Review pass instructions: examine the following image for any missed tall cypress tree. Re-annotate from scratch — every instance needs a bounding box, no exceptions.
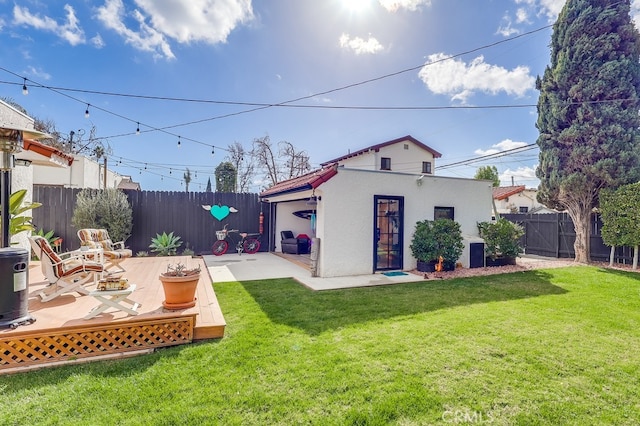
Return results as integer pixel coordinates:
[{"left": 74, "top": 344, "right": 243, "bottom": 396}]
[{"left": 536, "top": 0, "right": 640, "bottom": 263}]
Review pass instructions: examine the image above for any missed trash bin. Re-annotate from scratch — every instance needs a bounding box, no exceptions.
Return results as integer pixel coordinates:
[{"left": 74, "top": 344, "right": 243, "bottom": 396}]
[
  {"left": 0, "top": 247, "right": 35, "bottom": 329},
  {"left": 469, "top": 242, "right": 485, "bottom": 269}
]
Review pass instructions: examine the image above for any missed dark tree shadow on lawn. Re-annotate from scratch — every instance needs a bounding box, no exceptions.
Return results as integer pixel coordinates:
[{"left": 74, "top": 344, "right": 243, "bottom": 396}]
[
  {"left": 240, "top": 270, "right": 568, "bottom": 335},
  {"left": 593, "top": 265, "right": 640, "bottom": 281}
]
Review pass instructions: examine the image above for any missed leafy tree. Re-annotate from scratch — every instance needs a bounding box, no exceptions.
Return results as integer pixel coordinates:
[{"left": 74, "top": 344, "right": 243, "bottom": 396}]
[
  {"left": 215, "top": 162, "right": 237, "bottom": 192},
  {"left": 474, "top": 165, "right": 500, "bottom": 187},
  {"left": 71, "top": 188, "right": 133, "bottom": 243},
  {"left": 535, "top": 0, "right": 640, "bottom": 263},
  {"left": 599, "top": 183, "right": 640, "bottom": 269}
]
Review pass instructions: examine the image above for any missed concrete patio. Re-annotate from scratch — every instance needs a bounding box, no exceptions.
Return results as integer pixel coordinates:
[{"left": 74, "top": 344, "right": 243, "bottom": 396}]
[{"left": 204, "top": 252, "right": 426, "bottom": 290}]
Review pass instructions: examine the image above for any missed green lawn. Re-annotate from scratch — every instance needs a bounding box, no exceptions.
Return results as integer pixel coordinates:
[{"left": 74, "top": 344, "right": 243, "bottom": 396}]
[{"left": 2, "top": 266, "right": 640, "bottom": 425}]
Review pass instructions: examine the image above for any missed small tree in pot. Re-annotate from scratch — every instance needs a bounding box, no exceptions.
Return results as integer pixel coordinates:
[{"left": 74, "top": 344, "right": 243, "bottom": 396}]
[
  {"left": 477, "top": 218, "right": 524, "bottom": 266},
  {"left": 411, "top": 218, "right": 464, "bottom": 271}
]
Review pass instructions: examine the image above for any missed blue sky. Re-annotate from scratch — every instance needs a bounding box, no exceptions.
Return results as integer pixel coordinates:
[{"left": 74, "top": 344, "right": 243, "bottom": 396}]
[{"left": 2, "top": 0, "right": 639, "bottom": 191}]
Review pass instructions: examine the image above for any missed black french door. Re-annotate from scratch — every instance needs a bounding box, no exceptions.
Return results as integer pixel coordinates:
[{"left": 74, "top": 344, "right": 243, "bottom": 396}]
[{"left": 374, "top": 196, "right": 404, "bottom": 271}]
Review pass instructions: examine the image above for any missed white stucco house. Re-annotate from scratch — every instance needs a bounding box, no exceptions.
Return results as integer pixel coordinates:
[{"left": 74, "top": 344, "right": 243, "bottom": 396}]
[{"left": 261, "top": 135, "right": 494, "bottom": 278}]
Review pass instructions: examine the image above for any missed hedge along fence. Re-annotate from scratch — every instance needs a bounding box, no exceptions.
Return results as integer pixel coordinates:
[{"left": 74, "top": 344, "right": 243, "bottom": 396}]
[{"left": 31, "top": 186, "right": 270, "bottom": 256}]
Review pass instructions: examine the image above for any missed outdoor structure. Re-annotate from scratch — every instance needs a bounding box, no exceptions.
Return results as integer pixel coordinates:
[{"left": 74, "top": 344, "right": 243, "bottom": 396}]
[
  {"left": 493, "top": 185, "right": 545, "bottom": 215},
  {"left": 261, "top": 135, "right": 494, "bottom": 278}
]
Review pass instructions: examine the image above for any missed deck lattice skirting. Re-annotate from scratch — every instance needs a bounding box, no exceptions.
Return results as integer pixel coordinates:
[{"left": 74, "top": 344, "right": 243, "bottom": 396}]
[{"left": 1, "top": 315, "right": 195, "bottom": 370}]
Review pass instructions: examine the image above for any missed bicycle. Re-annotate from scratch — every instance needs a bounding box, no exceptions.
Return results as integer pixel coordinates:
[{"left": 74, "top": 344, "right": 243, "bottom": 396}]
[{"left": 212, "top": 224, "right": 261, "bottom": 256}]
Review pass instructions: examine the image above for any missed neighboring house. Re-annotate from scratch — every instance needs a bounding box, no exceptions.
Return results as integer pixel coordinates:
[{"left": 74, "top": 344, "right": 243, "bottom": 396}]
[
  {"left": 320, "top": 134, "right": 441, "bottom": 174},
  {"left": 493, "top": 185, "right": 545, "bottom": 215},
  {"left": 261, "top": 135, "right": 493, "bottom": 278},
  {"left": 31, "top": 153, "right": 126, "bottom": 189},
  {"left": 117, "top": 176, "right": 141, "bottom": 191}
]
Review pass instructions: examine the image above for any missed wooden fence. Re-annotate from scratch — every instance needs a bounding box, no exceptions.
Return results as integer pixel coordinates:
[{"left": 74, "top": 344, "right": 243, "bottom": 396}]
[
  {"left": 31, "top": 187, "right": 271, "bottom": 256},
  {"left": 502, "top": 212, "right": 634, "bottom": 264}
]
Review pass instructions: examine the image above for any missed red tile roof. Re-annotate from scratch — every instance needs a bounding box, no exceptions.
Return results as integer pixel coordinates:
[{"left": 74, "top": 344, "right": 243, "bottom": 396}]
[
  {"left": 320, "top": 135, "right": 441, "bottom": 166},
  {"left": 492, "top": 185, "right": 526, "bottom": 200},
  {"left": 260, "top": 165, "right": 338, "bottom": 197}
]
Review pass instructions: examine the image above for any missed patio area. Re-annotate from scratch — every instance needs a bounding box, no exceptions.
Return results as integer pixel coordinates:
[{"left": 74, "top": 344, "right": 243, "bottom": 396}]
[{"left": 0, "top": 255, "right": 225, "bottom": 374}]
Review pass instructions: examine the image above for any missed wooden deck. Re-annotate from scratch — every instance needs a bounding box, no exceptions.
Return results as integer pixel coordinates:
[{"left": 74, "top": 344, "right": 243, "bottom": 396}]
[{"left": 0, "top": 256, "right": 225, "bottom": 374}]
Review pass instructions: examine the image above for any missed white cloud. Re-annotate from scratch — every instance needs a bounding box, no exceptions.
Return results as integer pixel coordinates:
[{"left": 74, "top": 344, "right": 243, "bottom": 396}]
[
  {"left": 497, "top": 13, "right": 519, "bottom": 37},
  {"left": 95, "top": 0, "right": 253, "bottom": 59},
  {"left": 418, "top": 53, "right": 535, "bottom": 103},
  {"left": 13, "top": 4, "right": 86, "bottom": 46},
  {"left": 499, "top": 166, "right": 538, "bottom": 186},
  {"left": 475, "top": 139, "right": 528, "bottom": 156},
  {"left": 96, "top": 0, "right": 175, "bottom": 60},
  {"left": 339, "top": 33, "right": 384, "bottom": 55},
  {"left": 133, "top": 0, "right": 253, "bottom": 44},
  {"left": 25, "top": 66, "right": 52, "bottom": 80},
  {"left": 379, "top": 0, "right": 431, "bottom": 12},
  {"left": 91, "top": 34, "right": 105, "bottom": 48}
]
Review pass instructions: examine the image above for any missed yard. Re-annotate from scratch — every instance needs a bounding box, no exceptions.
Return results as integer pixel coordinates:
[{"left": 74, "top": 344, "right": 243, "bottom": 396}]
[{"left": 1, "top": 265, "right": 639, "bottom": 425}]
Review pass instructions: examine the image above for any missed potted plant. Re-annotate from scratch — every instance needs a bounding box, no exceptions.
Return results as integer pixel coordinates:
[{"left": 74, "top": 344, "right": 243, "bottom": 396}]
[
  {"left": 410, "top": 218, "right": 464, "bottom": 272},
  {"left": 149, "top": 231, "right": 182, "bottom": 256},
  {"left": 159, "top": 262, "right": 201, "bottom": 310},
  {"left": 477, "top": 218, "right": 524, "bottom": 266}
]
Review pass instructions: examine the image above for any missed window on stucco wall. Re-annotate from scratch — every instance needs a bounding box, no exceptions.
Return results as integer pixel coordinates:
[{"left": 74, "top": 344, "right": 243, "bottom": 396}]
[
  {"left": 380, "top": 157, "right": 391, "bottom": 170},
  {"left": 434, "top": 206, "right": 454, "bottom": 220}
]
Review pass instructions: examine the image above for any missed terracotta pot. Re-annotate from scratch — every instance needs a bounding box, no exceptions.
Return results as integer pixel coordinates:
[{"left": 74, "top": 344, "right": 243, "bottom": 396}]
[{"left": 159, "top": 274, "right": 199, "bottom": 310}]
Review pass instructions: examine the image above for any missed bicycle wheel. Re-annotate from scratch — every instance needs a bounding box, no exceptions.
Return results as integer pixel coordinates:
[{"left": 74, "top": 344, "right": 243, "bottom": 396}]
[
  {"left": 212, "top": 240, "right": 229, "bottom": 256},
  {"left": 243, "top": 238, "right": 260, "bottom": 254}
]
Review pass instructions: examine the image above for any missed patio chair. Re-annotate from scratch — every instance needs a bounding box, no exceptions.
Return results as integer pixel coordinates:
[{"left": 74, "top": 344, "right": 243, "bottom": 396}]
[
  {"left": 29, "top": 236, "right": 105, "bottom": 302},
  {"left": 77, "top": 228, "right": 132, "bottom": 273},
  {"left": 280, "top": 231, "right": 310, "bottom": 255}
]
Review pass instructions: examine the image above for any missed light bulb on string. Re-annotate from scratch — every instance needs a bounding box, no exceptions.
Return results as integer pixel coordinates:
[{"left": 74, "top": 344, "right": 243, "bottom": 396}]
[
  {"left": 136, "top": 123, "right": 140, "bottom": 135},
  {"left": 211, "top": 146, "right": 215, "bottom": 156},
  {"left": 169, "top": 168, "right": 172, "bottom": 175},
  {"left": 22, "top": 78, "right": 28, "bottom": 95},
  {"left": 144, "top": 163, "right": 147, "bottom": 170},
  {"left": 177, "top": 136, "right": 181, "bottom": 148},
  {"left": 85, "top": 104, "right": 90, "bottom": 118}
]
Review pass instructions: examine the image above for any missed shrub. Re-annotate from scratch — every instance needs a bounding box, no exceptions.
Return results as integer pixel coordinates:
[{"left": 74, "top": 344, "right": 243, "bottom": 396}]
[
  {"left": 149, "top": 232, "right": 182, "bottom": 256},
  {"left": 71, "top": 188, "right": 133, "bottom": 243},
  {"left": 410, "top": 218, "right": 464, "bottom": 270},
  {"left": 477, "top": 218, "right": 524, "bottom": 260}
]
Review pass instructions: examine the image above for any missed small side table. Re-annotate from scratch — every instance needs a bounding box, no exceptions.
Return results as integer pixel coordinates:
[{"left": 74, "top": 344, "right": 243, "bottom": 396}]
[{"left": 84, "top": 284, "right": 141, "bottom": 319}]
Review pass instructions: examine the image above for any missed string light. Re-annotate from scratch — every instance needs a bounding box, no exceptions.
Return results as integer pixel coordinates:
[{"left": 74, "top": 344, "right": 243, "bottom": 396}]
[
  {"left": 169, "top": 168, "right": 172, "bottom": 175},
  {"left": 85, "top": 104, "right": 90, "bottom": 118},
  {"left": 144, "top": 163, "right": 147, "bottom": 170},
  {"left": 22, "top": 78, "right": 28, "bottom": 95},
  {"left": 177, "top": 136, "right": 181, "bottom": 148},
  {"left": 136, "top": 122, "right": 140, "bottom": 135},
  {"left": 211, "top": 146, "right": 215, "bottom": 156}
]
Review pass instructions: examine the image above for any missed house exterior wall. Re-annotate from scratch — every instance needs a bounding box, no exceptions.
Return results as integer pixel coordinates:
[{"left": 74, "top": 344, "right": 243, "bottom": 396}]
[
  {"left": 495, "top": 189, "right": 541, "bottom": 214},
  {"left": 338, "top": 139, "right": 436, "bottom": 174},
  {"left": 10, "top": 163, "right": 34, "bottom": 250},
  {"left": 316, "top": 168, "right": 493, "bottom": 277}
]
